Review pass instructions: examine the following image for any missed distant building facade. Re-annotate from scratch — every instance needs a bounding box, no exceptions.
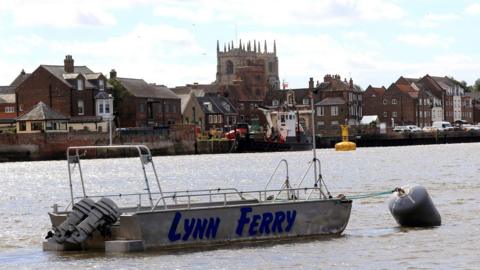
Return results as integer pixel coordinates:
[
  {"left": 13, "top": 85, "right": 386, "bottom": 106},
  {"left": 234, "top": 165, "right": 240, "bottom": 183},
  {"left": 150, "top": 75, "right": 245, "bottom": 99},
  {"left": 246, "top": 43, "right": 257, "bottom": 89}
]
[
  {"left": 314, "top": 75, "right": 363, "bottom": 134},
  {"left": 15, "top": 55, "right": 113, "bottom": 131},
  {"left": 112, "top": 73, "right": 181, "bottom": 128}
]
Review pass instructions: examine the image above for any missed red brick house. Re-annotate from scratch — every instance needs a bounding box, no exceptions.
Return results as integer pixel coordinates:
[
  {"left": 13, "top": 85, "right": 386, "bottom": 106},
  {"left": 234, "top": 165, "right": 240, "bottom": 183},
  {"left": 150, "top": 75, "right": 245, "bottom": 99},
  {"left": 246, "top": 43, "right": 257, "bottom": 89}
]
[
  {"left": 15, "top": 55, "right": 112, "bottom": 130},
  {"left": 112, "top": 74, "right": 181, "bottom": 128},
  {"left": 0, "top": 70, "right": 30, "bottom": 126},
  {"left": 313, "top": 74, "right": 363, "bottom": 135},
  {"left": 362, "top": 85, "right": 386, "bottom": 117}
]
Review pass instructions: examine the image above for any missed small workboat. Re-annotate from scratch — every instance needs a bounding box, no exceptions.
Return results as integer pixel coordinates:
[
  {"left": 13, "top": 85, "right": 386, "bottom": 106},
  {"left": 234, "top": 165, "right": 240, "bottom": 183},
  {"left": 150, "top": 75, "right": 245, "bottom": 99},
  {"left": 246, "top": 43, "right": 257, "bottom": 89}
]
[{"left": 43, "top": 144, "right": 352, "bottom": 252}]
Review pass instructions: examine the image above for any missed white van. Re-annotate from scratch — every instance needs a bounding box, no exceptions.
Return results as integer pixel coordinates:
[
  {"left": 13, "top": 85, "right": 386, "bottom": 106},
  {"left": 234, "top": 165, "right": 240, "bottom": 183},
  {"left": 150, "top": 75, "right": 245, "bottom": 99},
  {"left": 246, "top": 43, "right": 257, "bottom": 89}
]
[{"left": 432, "top": 121, "right": 453, "bottom": 131}]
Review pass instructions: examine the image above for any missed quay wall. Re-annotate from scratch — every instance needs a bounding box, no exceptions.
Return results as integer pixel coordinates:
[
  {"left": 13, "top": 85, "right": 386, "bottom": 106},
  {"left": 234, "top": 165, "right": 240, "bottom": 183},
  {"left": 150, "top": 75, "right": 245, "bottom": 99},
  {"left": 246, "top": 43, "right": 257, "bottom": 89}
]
[{"left": 0, "top": 125, "right": 196, "bottom": 162}]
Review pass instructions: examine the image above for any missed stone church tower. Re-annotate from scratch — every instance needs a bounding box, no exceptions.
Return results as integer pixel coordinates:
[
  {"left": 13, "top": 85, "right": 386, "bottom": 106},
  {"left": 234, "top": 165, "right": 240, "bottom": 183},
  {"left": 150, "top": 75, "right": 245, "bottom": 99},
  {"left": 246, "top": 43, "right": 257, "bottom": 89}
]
[{"left": 216, "top": 40, "right": 280, "bottom": 90}]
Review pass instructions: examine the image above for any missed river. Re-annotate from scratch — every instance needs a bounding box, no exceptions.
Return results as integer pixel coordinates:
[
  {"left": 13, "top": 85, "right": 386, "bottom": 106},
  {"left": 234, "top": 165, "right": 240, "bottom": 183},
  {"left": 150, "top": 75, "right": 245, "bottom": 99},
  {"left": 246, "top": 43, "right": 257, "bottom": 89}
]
[{"left": 0, "top": 143, "right": 479, "bottom": 269}]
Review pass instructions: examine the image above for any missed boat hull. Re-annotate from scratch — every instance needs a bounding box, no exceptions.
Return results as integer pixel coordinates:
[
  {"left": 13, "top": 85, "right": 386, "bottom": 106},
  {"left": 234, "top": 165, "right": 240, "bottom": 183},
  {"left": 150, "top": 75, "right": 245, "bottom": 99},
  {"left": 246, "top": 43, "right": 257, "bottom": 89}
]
[{"left": 119, "top": 199, "right": 352, "bottom": 250}]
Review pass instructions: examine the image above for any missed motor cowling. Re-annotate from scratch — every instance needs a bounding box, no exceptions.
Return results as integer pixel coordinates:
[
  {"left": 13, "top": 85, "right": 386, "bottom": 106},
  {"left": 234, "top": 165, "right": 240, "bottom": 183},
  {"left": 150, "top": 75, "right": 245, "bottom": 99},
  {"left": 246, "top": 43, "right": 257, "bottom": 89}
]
[
  {"left": 50, "top": 198, "right": 95, "bottom": 243},
  {"left": 388, "top": 185, "right": 441, "bottom": 227},
  {"left": 65, "top": 197, "right": 120, "bottom": 244}
]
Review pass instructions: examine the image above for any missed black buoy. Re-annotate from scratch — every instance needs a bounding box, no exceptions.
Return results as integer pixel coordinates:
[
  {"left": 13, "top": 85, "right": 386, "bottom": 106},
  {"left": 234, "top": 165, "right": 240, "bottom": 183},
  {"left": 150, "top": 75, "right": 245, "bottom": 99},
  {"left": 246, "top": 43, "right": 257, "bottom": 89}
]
[{"left": 388, "top": 185, "right": 441, "bottom": 227}]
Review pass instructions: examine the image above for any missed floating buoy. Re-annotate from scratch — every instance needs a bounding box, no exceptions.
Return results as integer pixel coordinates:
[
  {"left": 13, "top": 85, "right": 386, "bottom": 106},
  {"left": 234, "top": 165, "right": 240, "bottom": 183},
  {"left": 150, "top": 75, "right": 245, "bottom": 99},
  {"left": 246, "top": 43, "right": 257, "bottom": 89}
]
[
  {"left": 388, "top": 185, "right": 441, "bottom": 227},
  {"left": 335, "top": 125, "right": 356, "bottom": 151}
]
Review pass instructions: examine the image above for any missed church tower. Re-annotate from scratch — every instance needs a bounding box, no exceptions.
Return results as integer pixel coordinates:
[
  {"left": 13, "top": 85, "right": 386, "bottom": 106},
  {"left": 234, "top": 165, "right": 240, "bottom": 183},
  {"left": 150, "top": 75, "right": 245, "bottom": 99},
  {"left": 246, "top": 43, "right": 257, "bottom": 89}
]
[{"left": 216, "top": 39, "right": 279, "bottom": 90}]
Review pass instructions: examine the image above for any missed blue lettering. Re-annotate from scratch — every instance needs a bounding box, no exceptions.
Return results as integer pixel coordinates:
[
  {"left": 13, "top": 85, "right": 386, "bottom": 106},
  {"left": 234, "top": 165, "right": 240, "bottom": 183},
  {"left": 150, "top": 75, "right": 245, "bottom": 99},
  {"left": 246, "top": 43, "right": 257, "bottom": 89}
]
[
  {"left": 236, "top": 207, "right": 252, "bottom": 236},
  {"left": 248, "top": 214, "right": 262, "bottom": 236},
  {"left": 271, "top": 211, "right": 286, "bottom": 233},
  {"left": 168, "top": 212, "right": 182, "bottom": 241},
  {"left": 258, "top": 212, "right": 273, "bottom": 234},
  {"left": 285, "top": 211, "right": 296, "bottom": 232},
  {"left": 182, "top": 218, "right": 195, "bottom": 241},
  {"left": 192, "top": 218, "right": 208, "bottom": 240},
  {"left": 206, "top": 217, "right": 220, "bottom": 239}
]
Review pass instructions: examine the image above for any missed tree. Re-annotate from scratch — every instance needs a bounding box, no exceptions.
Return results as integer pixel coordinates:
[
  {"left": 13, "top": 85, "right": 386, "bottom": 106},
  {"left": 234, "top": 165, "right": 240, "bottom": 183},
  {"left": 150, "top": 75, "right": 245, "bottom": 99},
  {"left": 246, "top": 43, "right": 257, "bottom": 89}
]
[
  {"left": 474, "top": 78, "right": 480, "bottom": 92},
  {"left": 108, "top": 78, "right": 129, "bottom": 114}
]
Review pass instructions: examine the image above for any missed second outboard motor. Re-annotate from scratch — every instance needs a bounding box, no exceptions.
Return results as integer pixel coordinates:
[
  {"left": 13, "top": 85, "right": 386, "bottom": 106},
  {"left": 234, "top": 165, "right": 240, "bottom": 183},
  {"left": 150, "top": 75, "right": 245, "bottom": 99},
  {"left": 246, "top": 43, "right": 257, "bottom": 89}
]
[
  {"left": 388, "top": 185, "right": 441, "bottom": 227},
  {"left": 65, "top": 197, "right": 120, "bottom": 244},
  {"left": 49, "top": 198, "right": 95, "bottom": 243}
]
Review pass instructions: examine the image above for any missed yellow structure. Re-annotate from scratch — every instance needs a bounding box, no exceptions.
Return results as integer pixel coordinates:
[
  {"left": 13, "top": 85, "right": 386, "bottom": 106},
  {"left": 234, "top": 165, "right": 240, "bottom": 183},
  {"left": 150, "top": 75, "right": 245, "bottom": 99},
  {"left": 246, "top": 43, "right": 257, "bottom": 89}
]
[{"left": 335, "top": 125, "right": 356, "bottom": 151}]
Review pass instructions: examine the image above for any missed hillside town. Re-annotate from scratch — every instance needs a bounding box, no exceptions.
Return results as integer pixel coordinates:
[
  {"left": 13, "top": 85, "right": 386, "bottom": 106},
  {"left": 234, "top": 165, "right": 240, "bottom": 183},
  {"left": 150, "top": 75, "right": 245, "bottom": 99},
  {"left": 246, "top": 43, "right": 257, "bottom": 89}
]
[{"left": 1, "top": 40, "right": 480, "bottom": 145}]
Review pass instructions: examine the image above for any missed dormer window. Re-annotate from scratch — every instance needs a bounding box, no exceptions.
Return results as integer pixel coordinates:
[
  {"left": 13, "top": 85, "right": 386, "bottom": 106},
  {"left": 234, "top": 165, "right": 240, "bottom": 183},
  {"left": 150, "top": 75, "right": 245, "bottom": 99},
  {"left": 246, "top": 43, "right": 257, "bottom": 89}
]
[
  {"left": 272, "top": 99, "right": 279, "bottom": 106},
  {"left": 302, "top": 98, "right": 310, "bottom": 105},
  {"left": 99, "top": 79, "right": 104, "bottom": 91},
  {"left": 78, "top": 79, "right": 84, "bottom": 90}
]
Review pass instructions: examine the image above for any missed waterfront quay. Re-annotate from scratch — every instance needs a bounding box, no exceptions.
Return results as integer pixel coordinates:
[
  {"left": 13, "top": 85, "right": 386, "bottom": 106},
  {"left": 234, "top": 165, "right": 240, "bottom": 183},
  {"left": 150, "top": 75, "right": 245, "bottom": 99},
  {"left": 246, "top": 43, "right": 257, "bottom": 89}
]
[{"left": 0, "top": 143, "right": 479, "bottom": 269}]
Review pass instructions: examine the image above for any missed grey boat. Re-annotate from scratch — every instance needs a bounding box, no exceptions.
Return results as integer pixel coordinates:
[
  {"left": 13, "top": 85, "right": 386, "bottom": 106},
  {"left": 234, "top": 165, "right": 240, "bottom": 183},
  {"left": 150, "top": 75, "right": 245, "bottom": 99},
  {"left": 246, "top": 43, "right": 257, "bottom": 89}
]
[{"left": 43, "top": 145, "right": 352, "bottom": 252}]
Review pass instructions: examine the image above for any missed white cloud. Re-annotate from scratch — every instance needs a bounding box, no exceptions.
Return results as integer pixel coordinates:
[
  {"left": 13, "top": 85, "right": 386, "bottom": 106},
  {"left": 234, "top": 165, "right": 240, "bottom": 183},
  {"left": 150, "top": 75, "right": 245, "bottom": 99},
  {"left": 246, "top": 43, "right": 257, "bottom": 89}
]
[
  {"left": 154, "top": 0, "right": 406, "bottom": 26},
  {"left": 402, "top": 12, "right": 459, "bottom": 28},
  {"left": 465, "top": 3, "right": 480, "bottom": 15},
  {"left": 0, "top": 0, "right": 146, "bottom": 28},
  {"left": 396, "top": 33, "right": 454, "bottom": 48}
]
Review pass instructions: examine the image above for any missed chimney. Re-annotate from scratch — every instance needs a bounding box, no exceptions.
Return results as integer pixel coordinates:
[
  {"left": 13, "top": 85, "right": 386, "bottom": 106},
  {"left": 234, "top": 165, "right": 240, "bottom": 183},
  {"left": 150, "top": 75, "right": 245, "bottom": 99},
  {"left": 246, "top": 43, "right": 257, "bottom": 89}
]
[
  {"left": 110, "top": 69, "right": 117, "bottom": 79},
  {"left": 349, "top": 78, "right": 353, "bottom": 88},
  {"left": 309, "top": 77, "right": 314, "bottom": 89},
  {"left": 64, "top": 55, "right": 74, "bottom": 73}
]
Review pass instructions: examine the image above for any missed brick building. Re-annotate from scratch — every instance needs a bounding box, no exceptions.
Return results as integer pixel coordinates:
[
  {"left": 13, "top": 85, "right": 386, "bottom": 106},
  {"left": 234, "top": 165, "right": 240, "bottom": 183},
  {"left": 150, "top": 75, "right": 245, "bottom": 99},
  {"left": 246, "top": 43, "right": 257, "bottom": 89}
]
[
  {"left": 15, "top": 55, "right": 112, "bottom": 131},
  {"left": 112, "top": 73, "right": 181, "bottom": 128},
  {"left": 197, "top": 93, "right": 238, "bottom": 132},
  {"left": 0, "top": 70, "right": 31, "bottom": 126},
  {"left": 314, "top": 75, "right": 363, "bottom": 135},
  {"left": 362, "top": 85, "right": 386, "bottom": 117}
]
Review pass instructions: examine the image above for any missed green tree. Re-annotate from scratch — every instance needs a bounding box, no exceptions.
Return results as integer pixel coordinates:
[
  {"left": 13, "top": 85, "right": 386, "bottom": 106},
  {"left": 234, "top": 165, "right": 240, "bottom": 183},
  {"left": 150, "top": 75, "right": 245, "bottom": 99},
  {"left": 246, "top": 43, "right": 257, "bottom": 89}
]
[
  {"left": 473, "top": 78, "right": 480, "bottom": 92},
  {"left": 108, "top": 78, "right": 129, "bottom": 113}
]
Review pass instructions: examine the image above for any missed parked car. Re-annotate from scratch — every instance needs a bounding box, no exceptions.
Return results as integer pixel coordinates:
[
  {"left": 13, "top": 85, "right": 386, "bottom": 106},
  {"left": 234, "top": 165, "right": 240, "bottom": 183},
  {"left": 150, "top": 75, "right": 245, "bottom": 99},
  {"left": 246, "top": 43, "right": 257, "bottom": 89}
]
[
  {"left": 432, "top": 121, "right": 454, "bottom": 131},
  {"left": 422, "top": 126, "right": 436, "bottom": 132},
  {"left": 462, "top": 124, "right": 480, "bottom": 131},
  {"left": 405, "top": 125, "right": 422, "bottom": 133},
  {"left": 394, "top": 125, "right": 422, "bottom": 133}
]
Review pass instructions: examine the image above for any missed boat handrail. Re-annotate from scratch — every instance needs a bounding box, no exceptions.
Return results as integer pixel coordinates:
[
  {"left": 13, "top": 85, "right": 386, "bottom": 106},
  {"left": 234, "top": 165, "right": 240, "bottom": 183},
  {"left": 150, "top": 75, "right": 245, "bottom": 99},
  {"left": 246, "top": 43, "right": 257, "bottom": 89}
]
[
  {"left": 149, "top": 186, "right": 326, "bottom": 211},
  {"left": 264, "top": 159, "right": 289, "bottom": 192}
]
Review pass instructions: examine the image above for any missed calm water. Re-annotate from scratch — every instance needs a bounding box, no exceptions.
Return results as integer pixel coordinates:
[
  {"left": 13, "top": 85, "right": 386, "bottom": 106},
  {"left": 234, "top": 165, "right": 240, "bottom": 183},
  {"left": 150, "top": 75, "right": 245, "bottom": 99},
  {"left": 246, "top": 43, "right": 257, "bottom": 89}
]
[{"left": 1, "top": 143, "right": 479, "bottom": 269}]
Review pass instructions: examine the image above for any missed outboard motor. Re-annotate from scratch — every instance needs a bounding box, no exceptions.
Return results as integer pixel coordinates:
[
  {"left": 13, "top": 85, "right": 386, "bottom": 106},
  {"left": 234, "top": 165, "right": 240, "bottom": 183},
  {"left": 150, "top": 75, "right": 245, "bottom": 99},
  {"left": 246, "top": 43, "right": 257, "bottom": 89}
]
[
  {"left": 48, "top": 198, "right": 95, "bottom": 243},
  {"left": 65, "top": 198, "right": 120, "bottom": 244},
  {"left": 388, "top": 185, "right": 441, "bottom": 227}
]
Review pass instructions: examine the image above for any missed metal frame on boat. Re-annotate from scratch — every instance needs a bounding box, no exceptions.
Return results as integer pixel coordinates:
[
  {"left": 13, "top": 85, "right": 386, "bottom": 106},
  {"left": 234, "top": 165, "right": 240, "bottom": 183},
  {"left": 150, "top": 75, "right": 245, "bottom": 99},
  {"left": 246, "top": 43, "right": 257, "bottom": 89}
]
[{"left": 43, "top": 144, "right": 352, "bottom": 252}]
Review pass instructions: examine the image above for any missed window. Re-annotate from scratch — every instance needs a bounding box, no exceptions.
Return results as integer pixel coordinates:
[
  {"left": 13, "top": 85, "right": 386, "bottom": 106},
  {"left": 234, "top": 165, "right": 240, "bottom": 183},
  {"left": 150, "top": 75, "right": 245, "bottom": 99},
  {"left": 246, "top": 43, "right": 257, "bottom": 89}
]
[
  {"left": 99, "top": 80, "right": 104, "bottom": 90},
  {"left": 331, "top": 120, "right": 339, "bottom": 125},
  {"left": 250, "top": 104, "right": 255, "bottom": 110},
  {"left": 419, "top": 111, "right": 423, "bottom": 118},
  {"left": 287, "top": 94, "right": 294, "bottom": 105},
  {"left": 331, "top": 106, "right": 338, "bottom": 116},
  {"left": 19, "top": 122, "right": 26, "bottom": 131},
  {"left": 139, "top": 103, "right": 145, "bottom": 113},
  {"left": 419, "top": 99, "right": 423, "bottom": 105},
  {"left": 268, "top": 62, "right": 273, "bottom": 72},
  {"left": 99, "top": 103, "right": 104, "bottom": 114},
  {"left": 78, "top": 100, "right": 84, "bottom": 115},
  {"left": 317, "top": 121, "right": 324, "bottom": 128},
  {"left": 302, "top": 98, "right": 309, "bottom": 105},
  {"left": 78, "top": 79, "right": 84, "bottom": 90},
  {"left": 392, "top": 99, "right": 397, "bottom": 105},
  {"left": 4, "top": 106, "right": 14, "bottom": 113},
  {"left": 32, "top": 121, "right": 43, "bottom": 131},
  {"left": 392, "top": 111, "right": 397, "bottom": 117},
  {"left": 172, "top": 104, "right": 177, "bottom": 113},
  {"left": 226, "top": 60, "right": 234, "bottom": 74},
  {"left": 272, "top": 100, "right": 279, "bottom": 106},
  {"left": 317, "top": 106, "right": 324, "bottom": 116},
  {"left": 209, "top": 115, "right": 213, "bottom": 123},
  {"left": 383, "top": 99, "right": 387, "bottom": 105},
  {"left": 383, "top": 111, "right": 387, "bottom": 117},
  {"left": 105, "top": 103, "right": 110, "bottom": 114},
  {"left": 239, "top": 103, "right": 245, "bottom": 110}
]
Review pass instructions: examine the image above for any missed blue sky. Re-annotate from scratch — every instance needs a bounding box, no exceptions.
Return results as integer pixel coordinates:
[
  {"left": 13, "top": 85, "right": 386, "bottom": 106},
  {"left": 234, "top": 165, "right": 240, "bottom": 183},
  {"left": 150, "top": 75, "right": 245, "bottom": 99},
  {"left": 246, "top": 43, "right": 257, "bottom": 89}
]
[{"left": 0, "top": 0, "right": 479, "bottom": 89}]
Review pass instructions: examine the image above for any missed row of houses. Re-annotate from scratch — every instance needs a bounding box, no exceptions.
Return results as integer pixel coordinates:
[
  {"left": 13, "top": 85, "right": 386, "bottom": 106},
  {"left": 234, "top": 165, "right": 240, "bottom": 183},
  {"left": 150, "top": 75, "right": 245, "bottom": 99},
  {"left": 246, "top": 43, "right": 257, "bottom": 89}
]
[
  {"left": 1, "top": 45, "right": 479, "bottom": 137},
  {"left": 0, "top": 55, "right": 238, "bottom": 134},
  {"left": 363, "top": 75, "right": 475, "bottom": 128}
]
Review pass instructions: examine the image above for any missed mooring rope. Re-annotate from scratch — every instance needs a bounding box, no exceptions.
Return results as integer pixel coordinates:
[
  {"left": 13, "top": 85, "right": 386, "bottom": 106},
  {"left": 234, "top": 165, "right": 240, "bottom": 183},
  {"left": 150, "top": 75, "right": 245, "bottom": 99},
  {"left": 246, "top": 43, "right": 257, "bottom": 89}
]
[{"left": 346, "top": 189, "right": 396, "bottom": 200}]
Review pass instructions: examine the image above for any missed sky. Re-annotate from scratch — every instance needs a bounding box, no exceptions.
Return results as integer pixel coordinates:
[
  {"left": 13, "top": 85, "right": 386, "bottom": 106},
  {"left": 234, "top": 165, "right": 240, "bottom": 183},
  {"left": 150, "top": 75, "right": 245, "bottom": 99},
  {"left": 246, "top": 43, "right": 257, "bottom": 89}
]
[{"left": 0, "top": 0, "right": 479, "bottom": 89}]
